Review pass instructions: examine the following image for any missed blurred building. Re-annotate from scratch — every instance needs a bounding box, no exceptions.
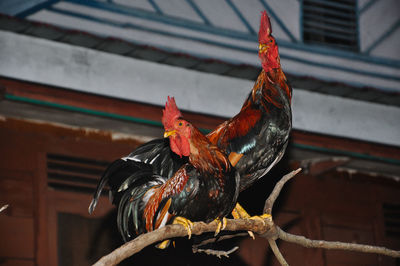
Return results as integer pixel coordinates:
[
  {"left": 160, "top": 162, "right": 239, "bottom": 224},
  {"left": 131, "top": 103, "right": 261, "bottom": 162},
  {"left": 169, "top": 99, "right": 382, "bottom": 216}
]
[{"left": 0, "top": 1, "right": 399, "bottom": 265}]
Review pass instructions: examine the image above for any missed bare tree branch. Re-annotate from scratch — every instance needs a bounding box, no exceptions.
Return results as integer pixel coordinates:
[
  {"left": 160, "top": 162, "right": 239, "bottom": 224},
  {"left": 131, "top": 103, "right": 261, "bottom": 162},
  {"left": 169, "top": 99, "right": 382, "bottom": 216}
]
[
  {"left": 93, "top": 218, "right": 272, "bottom": 266},
  {"left": 192, "top": 246, "right": 239, "bottom": 258},
  {"left": 268, "top": 239, "right": 289, "bottom": 266},
  {"left": 263, "top": 168, "right": 301, "bottom": 214},
  {"left": 0, "top": 204, "right": 9, "bottom": 213},
  {"left": 192, "top": 232, "right": 248, "bottom": 248},
  {"left": 277, "top": 226, "right": 400, "bottom": 258},
  {"left": 93, "top": 168, "right": 400, "bottom": 266}
]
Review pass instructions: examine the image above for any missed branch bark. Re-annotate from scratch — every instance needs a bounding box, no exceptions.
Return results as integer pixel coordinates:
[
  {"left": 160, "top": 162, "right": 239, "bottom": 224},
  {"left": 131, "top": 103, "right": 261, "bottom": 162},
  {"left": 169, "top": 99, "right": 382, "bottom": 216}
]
[
  {"left": 277, "top": 226, "right": 400, "bottom": 258},
  {"left": 263, "top": 168, "right": 301, "bottom": 214},
  {"left": 192, "top": 246, "right": 239, "bottom": 258},
  {"left": 93, "top": 218, "right": 273, "bottom": 266},
  {"left": 268, "top": 239, "right": 288, "bottom": 266},
  {"left": 0, "top": 204, "right": 9, "bottom": 213},
  {"left": 93, "top": 168, "right": 400, "bottom": 266}
]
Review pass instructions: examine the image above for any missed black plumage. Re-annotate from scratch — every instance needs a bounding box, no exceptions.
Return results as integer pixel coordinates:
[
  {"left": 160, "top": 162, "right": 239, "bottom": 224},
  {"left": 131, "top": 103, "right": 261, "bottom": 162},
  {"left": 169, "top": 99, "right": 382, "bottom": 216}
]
[{"left": 89, "top": 119, "right": 239, "bottom": 242}]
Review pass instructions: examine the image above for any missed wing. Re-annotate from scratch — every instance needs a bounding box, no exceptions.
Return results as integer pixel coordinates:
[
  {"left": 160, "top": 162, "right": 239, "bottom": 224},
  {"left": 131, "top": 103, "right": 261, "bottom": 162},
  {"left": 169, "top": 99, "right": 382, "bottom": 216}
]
[
  {"left": 143, "top": 162, "right": 239, "bottom": 231},
  {"left": 143, "top": 166, "right": 190, "bottom": 232},
  {"left": 207, "top": 72, "right": 292, "bottom": 191}
]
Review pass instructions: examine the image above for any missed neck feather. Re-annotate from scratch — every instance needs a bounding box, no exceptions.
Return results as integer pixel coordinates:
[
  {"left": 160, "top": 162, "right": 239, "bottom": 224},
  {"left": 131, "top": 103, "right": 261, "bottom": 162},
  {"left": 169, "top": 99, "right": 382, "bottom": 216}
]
[{"left": 188, "top": 128, "right": 230, "bottom": 174}]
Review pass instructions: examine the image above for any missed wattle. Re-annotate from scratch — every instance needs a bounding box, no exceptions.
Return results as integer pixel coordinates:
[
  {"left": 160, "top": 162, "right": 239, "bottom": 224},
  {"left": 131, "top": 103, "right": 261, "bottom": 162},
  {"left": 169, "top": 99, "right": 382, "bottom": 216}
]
[{"left": 170, "top": 136, "right": 190, "bottom": 157}]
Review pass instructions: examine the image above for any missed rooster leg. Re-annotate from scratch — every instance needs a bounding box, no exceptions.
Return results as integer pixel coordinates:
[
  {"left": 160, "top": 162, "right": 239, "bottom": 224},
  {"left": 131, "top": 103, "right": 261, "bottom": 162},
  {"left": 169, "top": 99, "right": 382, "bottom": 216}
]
[
  {"left": 232, "top": 203, "right": 254, "bottom": 239},
  {"left": 213, "top": 217, "right": 227, "bottom": 236},
  {"left": 249, "top": 213, "right": 272, "bottom": 226},
  {"left": 173, "top": 216, "right": 194, "bottom": 239},
  {"left": 232, "top": 202, "right": 251, "bottom": 219}
]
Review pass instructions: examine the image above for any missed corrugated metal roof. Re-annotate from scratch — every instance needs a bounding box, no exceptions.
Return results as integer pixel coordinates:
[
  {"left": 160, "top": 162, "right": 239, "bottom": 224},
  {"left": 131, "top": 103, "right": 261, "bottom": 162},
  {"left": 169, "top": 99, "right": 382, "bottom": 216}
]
[{"left": 1, "top": 14, "right": 398, "bottom": 107}]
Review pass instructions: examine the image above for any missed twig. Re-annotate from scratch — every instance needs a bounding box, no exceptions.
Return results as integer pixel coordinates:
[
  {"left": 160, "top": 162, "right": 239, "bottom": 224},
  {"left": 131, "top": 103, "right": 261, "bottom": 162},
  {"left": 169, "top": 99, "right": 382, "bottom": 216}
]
[
  {"left": 192, "top": 246, "right": 239, "bottom": 258},
  {"left": 0, "top": 204, "right": 9, "bottom": 213},
  {"left": 268, "top": 239, "right": 288, "bottom": 266},
  {"left": 192, "top": 232, "right": 248, "bottom": 249},
  {"left": 277, "top": 226, "right": 400, "bottom": 258},
  {"left": 263, "top": 168, "right": 301, "bottom": 214}
]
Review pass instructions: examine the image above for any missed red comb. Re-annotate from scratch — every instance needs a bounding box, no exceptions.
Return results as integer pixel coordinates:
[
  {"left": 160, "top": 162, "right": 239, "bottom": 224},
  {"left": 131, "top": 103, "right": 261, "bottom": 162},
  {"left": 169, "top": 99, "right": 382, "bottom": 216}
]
[
  {"left": 258, "top": 11, "right": 272, "bottom": 44},
  {"left": 162, "top": 96, "right": 182, "bottom": 129}
]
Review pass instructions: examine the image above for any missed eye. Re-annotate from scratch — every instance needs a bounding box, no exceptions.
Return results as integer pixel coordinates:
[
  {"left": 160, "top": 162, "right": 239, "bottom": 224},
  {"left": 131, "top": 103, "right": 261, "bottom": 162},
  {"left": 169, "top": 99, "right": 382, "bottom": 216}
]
[{"left": 178, "top": 122, "right": 183, "bottom": 126}]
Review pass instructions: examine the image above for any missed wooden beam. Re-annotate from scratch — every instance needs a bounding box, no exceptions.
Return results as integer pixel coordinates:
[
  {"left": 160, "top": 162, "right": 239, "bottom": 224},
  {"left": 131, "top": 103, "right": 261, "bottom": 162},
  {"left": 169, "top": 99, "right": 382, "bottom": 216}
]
[{"left": 1, "top": 77, "right": 399, "bottom": 163}]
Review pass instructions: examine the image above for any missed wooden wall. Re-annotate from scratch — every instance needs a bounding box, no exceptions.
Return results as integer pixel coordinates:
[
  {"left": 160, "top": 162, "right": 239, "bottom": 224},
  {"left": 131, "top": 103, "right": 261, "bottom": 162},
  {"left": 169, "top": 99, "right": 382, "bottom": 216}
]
[
  {"left": 0, "top": 116, "right": 399, "bottom": 266},
  {"left": 0, "top": 117, "right": 141, "bottom": 265}
]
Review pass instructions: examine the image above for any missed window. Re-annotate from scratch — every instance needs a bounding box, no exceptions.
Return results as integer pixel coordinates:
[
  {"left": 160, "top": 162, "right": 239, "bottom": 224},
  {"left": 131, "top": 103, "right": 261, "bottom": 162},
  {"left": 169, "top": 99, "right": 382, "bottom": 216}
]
[{"left": 302, "top": 0, "right": 359, "bottom": 51}]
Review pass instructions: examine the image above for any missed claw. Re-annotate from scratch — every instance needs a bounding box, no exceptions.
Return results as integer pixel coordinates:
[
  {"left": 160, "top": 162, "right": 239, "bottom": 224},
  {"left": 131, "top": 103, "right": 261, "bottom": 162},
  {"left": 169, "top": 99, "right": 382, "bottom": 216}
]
[
  {"left": 248, "top": 231, "right": 255, "bottom": 240},
  {"left": 214, "top": 217, "right": 227, "bottom": 236},
  {"left": 156, "top": 239, "right": 176, "bottom": 249},
  {"left": 156, "top": 240, "right": 171, "bottom": 249},
  {"left": 173, "top": 216, "right": 194, "bottom": 239}
]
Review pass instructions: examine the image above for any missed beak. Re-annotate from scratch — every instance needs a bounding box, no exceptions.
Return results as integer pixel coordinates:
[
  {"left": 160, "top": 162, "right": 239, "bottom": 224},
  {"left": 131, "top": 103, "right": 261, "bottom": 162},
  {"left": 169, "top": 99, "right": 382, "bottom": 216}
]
[
  {"left": 164, "top": 130, "right": 176, "bottom": 138},
  {"left": 259, "top": 43, "right": 267, "bottom": 53}
]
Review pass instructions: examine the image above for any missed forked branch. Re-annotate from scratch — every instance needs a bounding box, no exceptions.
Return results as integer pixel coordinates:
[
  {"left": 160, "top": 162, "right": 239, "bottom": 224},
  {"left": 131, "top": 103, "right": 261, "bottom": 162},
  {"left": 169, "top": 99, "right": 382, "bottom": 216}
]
[{"left": 93, "top": 168, "right": 400, "bottom": 266}]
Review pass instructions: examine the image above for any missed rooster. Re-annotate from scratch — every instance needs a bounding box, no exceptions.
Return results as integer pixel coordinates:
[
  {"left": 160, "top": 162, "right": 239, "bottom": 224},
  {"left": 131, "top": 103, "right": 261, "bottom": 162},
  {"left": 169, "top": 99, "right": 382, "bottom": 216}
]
[
  {"left": 207, "top": 10, "right": 292, "bottom": 220},
  {"left": 207, "top": 10, "right": 292, "bottom": 192},
  {"left": 89, "top": 97, "right": 239, "bottom": 244},
  {"left": 102, "top": 11, "right": 291, "bottom": 219},
  {"left": 89, "top": 10, "right": 291, "bottom": 240}
]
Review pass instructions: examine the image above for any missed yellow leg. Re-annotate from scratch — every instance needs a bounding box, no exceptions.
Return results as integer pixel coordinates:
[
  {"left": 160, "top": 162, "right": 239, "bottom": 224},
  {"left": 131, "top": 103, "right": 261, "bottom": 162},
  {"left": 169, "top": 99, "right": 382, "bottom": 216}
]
[
  {"left": 156, "top": 239, "right": 171, "bottom": 249},
  {"left": 249, "top": 213, "right": 272, "bottom": 225},
  {"left": 232, "top": 202, "right": 251, "bottom": 219},
  {"left": 231, "top": 203, "right": 272, "bottom": 239},
  {"left": 156, "top": 216, "right": 193, "bottom": 249},
  {"left": 232, "top": 202, "right": 254, "bottom": 238},
  {"left": 173, "top": 216, "right": 194, "bottom": 239},
  {"left": 156, "top": 240, "right": 176, "bottom": 249},
  {"left": 214, "top": 217, "right": 227, "bottom": 236}
]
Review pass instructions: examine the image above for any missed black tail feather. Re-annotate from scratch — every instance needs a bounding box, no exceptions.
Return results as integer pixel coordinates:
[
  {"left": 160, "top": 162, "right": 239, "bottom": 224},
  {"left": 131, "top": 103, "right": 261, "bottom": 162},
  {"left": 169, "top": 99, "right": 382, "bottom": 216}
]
[
  {"left": 89, "top": 139, "right": 185, "bottom": 239},
  {"left": 88, "top": 159, "right": 126, "bottom": 214}
]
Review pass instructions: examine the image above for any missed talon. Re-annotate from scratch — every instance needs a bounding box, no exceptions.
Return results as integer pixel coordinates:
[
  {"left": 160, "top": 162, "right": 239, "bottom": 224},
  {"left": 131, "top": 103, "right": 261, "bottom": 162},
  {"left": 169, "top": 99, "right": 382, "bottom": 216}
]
[
  {"left": 222, "top": 217, "right": 227, "bottom": 230},
  {"left": 248, "top": 231, "right": 255, "bottom": 239},
  {"left": 214, "top": 217, "right": 227, "bottom": 236},
  {"left": 173, "top": 216, "right": 194, "bottom": 239}
]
